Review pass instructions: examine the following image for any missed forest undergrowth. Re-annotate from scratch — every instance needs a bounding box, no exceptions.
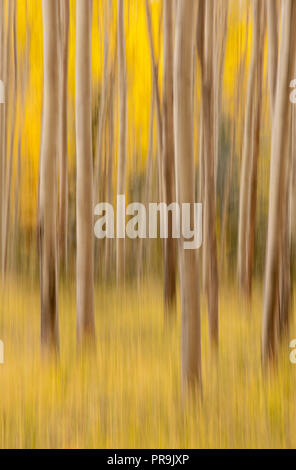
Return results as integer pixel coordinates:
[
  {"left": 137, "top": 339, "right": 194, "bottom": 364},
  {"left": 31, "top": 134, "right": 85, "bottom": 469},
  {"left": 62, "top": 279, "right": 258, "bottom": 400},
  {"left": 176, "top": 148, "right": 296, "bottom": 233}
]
[{"left": 0, "top": 277, "right": 295, "bottom": 448}]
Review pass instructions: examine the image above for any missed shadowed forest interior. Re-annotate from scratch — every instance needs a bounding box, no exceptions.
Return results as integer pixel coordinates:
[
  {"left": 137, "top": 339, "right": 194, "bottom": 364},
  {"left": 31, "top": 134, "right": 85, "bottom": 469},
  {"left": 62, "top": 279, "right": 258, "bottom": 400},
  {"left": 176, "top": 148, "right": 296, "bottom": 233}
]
[{"left": 0, "top": 0, "right": 296, "bottom": 449}]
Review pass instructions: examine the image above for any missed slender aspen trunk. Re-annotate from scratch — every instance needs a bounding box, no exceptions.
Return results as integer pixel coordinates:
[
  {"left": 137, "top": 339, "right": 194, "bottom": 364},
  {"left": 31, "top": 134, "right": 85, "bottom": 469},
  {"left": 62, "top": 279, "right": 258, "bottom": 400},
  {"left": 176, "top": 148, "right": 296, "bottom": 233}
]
[
  {"left": 198, "top": 115, "right": 208, "bottom": 292},
  {"left": 162, "top": 0, "right": 176, "bottom": 314},
  {"left": 116, "top": 0, "right": 127, "bottom": 284},
  {"left": 1, "top": 0, "right": 12, "bottom": 278},
  {"left": 138, "top": 91, "right": 154, "bottom": 283},
  {"left": 262, "top": 0, "right": 296, "bottom": 367},
  {"left": 145, "top": 0, "right": 163, "bottom": 201},
  {"left": 213, "top": 0, "right": 228, "bottom": 191},
  {"left": 3, "top": 0, "right": 12, "bottom": 191},
  {"left": 94, "top": 2, "right": 110, "bottom": 201},
  {"left": 245, "top": 3, "right": 265, "bottom": 297},
  {"left": 105, "top": 66, "right": 115, "bottom": 279},
  {"left": 238, "top": 0, "right": 261, "bottom": 293},
  {"left": 267, "top": 1, "right": 289, "bottom": 341},
  {"left": 267, "top": 0, "right": 278, "bottom": 116},
  {"left": 278, "top": 128, "right": 292, "bottom": 340},
  {"left": 196, "top": 66, "right": 207, "bottom": 292},
  {"left": 13, "top": 21, "right": 30, "bottom": 268},
  {"left": 174, "top": 0, "right": 201, "bottom": 392},
  {"left": 76, "top": 0, "right": 95, "bottom": 345},
  {"left": 220, "top": 116, "right": 234, "bottom": 270},
  {"left": 200, "top": 0, "right": 219, "bottom": 347},
  {"left": 94, "top": 21, "right": 110, "bottom": 282},
  {"left": 13, "top": 135, "right": 21, "bottom": 240},
  {"left": 197, "top": 0, "right": 205, "bottom": 292},
  {"left": 220, "top": 18, "right": 249, "bottom": 272},
  {"left": 0, "top": 0, "right": 4, "bottom": 271},
  {"left": 279, "top": 105, "right": 296, "bottom": 339},
  {"left": 39, "top": 0, "right": 60, "bottom": 353},
  {"left": 3, "top": 0, "right": 17, "bottom": 274},
  {"left": 58, "top": 0, "right": 69, "bottom": 273},
  {"left": 290, "top": 104, "right": 296, "bottom": 294}
]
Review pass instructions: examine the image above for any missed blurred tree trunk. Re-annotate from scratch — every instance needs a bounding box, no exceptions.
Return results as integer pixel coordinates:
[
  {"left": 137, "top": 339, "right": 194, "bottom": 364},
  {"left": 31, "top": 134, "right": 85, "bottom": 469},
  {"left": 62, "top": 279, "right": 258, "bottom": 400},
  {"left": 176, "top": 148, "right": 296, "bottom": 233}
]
[
  {"left": 262, "top": 0, "right": 296, "bottom": 368},
  {"left": 220, "top": 14, "right": 249, "bottom": 273},
  {"left": 245, "top": 2, "right": 265, "bottom": 297},
  {"left": 291, "top": 107, "right": 296, "bottom": 266},
  {"left": 145, "top": 0, "right": 163, "bottom": 200},
  {"left": 1, "top": 0, "right": 12, "bottom": 278},
  {"left": 3, "top": 0, "right": 17, "bottom": 274},
  {"left": 198, "top": 0, "right": 219, "bottom": 348},
  {"left": 213, "top": 0, "right": 228, "bottom": 191},
  {"left": 278, "top": 125, "right": 292, "bottom": 340},
  {"left": 116, "top": 0, "right": 127, "bottom": 284},
  {"left": 58, "top": 0, "right": 69, "bottom": 273},
  {"left": 282, "top": 104, "right": 296, "bottom": 338},
  {"left": 13, "top": 19, "right": 30, "bottom": 269},
  {"left": 96, "top": 1, "right": 114, "bottom": 281},
  {"left": 39, "top": 0, "right": 60, "bottom": 353},
  {"left": 174, "top": 0, "right": 201, "bottom": 392},
  {"left": 162, "top": 0, "right": 176, "bottom": 315},
  {"left": 198, "top": 114, "right": 208, "bottom": 292},
  {"left": 76, "top": 0, "right": 95, "bottom": 345},
  {"left": 94, "top": 1, "right": 110, "bottom": 201},
  {"left": 267, "top": 0, "right": 290, "bottom": 342},
  {"left": 138, "top": 91, "right": 154, "bottom": 284},
  {"left": 105, "top": 64, "right": 115, "bottom": 279},
  {"left": 267, "top": 0, "right": 278, "bottom": 117},
  {"left": 0, "top": 0, "right": 4, "bottom": 273},
  {"left": 238, "top": 0, "right": 261, "bottom": 294}
]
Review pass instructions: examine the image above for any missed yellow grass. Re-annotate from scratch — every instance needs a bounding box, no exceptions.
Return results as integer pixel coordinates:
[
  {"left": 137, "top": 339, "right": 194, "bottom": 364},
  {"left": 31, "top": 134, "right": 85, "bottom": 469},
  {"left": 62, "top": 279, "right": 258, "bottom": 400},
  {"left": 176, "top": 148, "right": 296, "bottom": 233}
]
[{"left": 0, "top": 277, "right": 295, "bottom": 448}]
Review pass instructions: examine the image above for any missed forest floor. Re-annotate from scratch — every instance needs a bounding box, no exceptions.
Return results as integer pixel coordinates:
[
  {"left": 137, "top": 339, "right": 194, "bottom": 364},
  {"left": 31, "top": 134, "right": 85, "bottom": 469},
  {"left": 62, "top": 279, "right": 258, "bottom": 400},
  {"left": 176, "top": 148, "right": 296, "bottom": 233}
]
[{"left": 0, "top": 276, "right": 295, "bottom": 448}]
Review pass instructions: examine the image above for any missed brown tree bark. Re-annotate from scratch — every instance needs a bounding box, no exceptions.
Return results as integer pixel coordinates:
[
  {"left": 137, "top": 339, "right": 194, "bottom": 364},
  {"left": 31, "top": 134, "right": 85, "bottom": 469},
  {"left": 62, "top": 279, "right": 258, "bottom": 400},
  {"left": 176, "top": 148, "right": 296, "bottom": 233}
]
[
  {"left": 3, "top": 0, "right": 17, "bottom": 274},
  {"left": 58, "top": 0, "right": 69, "bottom": 273},
  {"left": 94, "top": 0, "right": 111, "bottom": 201},
  {"left": 213, "top": 0, "right": 228, "bottom": 191},
  {"left": 13, "top": 19, "right": 30, "bottom": 267},
  {"left": 1, "top": 0, "right": 12, "bottom": 278},
  {"left": 238, "top": 0, "right": 261, "bottom": 293},
  {"left": 162, "top": 0, "right": 176, "bottom": 315},
  {"left": 145, "top": 0, "right": 163, "bottom": 203},
  {"left": 174, "top": 0, "right": 201, "bottom": 392},
  {"left": 116, "top": 0, "right": 127, "bottom": 284},
  {"left": 138, "top": 90, "right": 155, "bottom": 284},
  {"left": 220, "top": 15, "right": 249, "bottom": 273},
  {"left": 104, "top": 61, "right": 115, "bottom": 279},
  {"left": 76, "top": 0, "right": 96, "bottom": 345},
  {"left": 267, "top": 0, "right": 278, "bottom": 117},
  {"left": 262, "top": 0, "right": 296, "bottom": 367},
  {"left": 245, "top": 2, "right": 265, "bottom": 297},
  {"left": 198, "top": 0, "right": 219, "bottom": 348},
  {"left": 39, "top": 0, "right": 60, "bottom": 353},
  {"left": 0, "top": 0, "right": 4, "bottom": 272}
]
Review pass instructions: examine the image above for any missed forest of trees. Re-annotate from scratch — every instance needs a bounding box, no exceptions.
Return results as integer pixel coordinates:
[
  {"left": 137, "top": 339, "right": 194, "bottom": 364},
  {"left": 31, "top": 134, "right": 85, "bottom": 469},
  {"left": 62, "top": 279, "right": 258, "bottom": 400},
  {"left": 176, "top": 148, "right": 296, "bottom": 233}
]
[
  {"left": 1, "top": 0, "right": 296, "bottom": 448},
  {"left": 1, "top": 0, "right": 296, "bottom": 385}
]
